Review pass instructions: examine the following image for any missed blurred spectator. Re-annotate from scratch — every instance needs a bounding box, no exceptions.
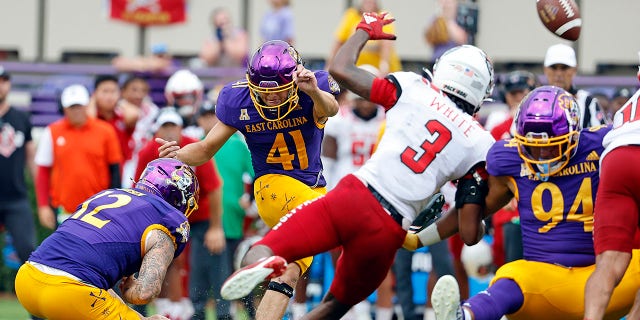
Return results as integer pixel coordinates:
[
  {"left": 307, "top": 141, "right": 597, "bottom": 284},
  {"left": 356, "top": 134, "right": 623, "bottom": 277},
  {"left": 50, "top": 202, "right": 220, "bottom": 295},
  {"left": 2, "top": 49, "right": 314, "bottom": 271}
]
[
  {"left": 120, "top": 75, "right": 158, "bottom": 188},
  {"left": 0, "top": 67, "right": 37, "bottom": 265},
  {"left": 135, "top": 108, "right": 223, "bottom": 320},
  {"left": 35, "top": 84, "right": 122, "bottom": 229},
  {"left": 164, "top": 69, "right": 205, "bottom": 138},
  {"left": 326, "top": 0, "right": 401, "bottom": 75},
  {"left": 610, "top": 87, "right": 635, "bottom": 119},
  {"left": 112, "top": 43, "right": 176, "bottom": 73},
  {"left": 199, "top": 7, "right": 249, "bottom": 67},
  {"left": 88, "top": 75, "right": 138, "bottom": 162},
  {"left": 488, "top": 70, "right": 538, "bottom": 140},
  {"left": 260, "top": 0, "right": 295, "bottom": 44},
  {"left": 590, "top": 90, "right": 612, "bottom": 123},
  {"left": 424, "top": 0, "right": 468, "bottom": 61},
  {"left": 196, "top": 101, "right": 258, "bottom": 319},
  {"left": 543, "top": 44, "right": 606, "bottom": 128}
]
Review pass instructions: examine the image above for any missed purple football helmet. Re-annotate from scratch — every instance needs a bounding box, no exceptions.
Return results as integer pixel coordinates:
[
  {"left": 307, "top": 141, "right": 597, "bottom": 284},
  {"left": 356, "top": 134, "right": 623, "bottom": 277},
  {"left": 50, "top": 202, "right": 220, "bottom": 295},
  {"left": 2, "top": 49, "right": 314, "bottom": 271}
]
[
  {"left": 514, "top": 85, "right": 581, "bottom": 179},
  {"left": 135, "top": 158, "right": 200, "bottom": 218},
  {"left": 247, "top": 40, "right": 301, "bottom": 121}
]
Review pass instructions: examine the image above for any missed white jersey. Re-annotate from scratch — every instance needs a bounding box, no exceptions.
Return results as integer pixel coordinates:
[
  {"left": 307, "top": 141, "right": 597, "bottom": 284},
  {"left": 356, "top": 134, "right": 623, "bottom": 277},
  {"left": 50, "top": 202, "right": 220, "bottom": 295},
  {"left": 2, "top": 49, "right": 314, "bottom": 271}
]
[
  {"left": 601, "top": 88, "right": 640, "bottom": 161},
  {"left": 323, "top": 105, "right": 385, "bottom": 189},
  {"left": 354, "top": 72, "right": 495, "bottom": 220}
]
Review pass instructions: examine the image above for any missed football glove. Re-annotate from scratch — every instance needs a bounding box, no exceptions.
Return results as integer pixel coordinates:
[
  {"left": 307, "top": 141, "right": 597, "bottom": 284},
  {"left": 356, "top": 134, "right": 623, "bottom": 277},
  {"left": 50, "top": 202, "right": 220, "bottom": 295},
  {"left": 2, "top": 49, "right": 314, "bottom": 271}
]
[
  {"left": 409, "top": 192, "right": 445, "bottom": 234},
  {"left": 356, "top": 12, "right": 397, "bottom": 40}
]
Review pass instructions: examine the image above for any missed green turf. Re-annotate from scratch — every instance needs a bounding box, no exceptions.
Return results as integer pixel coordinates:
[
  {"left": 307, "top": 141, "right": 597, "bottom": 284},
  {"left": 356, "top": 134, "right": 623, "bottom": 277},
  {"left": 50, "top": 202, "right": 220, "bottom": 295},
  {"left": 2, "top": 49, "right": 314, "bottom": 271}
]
[
  {"left": 0, "top": 296, "right": 29, "bottom": 320},
  {"left": 0, "top": 295, "right": 250, "bottom": 320}
]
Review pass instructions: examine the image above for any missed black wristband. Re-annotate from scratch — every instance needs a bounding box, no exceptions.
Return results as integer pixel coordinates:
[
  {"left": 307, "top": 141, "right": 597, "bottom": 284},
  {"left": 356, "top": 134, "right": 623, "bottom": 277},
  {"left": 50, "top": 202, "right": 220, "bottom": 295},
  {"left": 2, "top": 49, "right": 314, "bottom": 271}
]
[{"left": 267, "top": 281, "right": 294, "bottom": 298}]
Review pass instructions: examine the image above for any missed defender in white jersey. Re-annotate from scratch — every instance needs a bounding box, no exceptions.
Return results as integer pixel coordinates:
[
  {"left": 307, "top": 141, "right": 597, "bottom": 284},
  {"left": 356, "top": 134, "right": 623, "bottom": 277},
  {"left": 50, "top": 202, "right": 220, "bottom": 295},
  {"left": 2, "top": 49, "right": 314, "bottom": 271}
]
[
  {"left": 585, "top": 86, "right": 640, "bottom": 320},
  {"left": 218, "top": 12, "right": 495, "bottom": 319}
]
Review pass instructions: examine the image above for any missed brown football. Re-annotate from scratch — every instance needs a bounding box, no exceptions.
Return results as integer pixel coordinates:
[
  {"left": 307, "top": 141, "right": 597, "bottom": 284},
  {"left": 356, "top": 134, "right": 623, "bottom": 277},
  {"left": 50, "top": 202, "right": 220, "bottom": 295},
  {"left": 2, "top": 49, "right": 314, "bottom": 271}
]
[{"left": 536, "top": 0, "right": 582, "bottom": 41}]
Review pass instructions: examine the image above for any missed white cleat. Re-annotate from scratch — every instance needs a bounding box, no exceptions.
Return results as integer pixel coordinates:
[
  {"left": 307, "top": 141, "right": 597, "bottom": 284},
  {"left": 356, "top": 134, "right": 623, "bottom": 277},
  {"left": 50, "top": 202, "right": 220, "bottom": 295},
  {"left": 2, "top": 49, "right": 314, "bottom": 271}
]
[
  {"left": 432, "top": 275, "right": 463, "bottom": 320},
  {"left": 220, "top": 256, "right": 287, "bottom": 300}
]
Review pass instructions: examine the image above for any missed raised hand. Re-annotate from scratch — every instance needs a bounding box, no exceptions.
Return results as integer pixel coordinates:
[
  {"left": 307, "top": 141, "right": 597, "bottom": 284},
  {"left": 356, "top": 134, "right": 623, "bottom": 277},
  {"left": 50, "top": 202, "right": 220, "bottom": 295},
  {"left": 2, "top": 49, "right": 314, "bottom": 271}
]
[
  {"left": 156, "top": 137, "right": 180, "bottom": 158},
  {"left": 356, "top": 12, "right": 397, "bottom": 40}
]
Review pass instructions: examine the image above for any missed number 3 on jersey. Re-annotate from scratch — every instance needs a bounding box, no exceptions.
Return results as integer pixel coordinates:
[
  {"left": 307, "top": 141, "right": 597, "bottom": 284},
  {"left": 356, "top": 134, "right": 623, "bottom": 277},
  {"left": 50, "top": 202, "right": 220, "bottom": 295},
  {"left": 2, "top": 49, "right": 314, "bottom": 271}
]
[
  {"left": 401, "top": 120, "right": 452, "bottom": 173},
  {"left": 267, "top": 129, "right": 309, "bottom": 170}
]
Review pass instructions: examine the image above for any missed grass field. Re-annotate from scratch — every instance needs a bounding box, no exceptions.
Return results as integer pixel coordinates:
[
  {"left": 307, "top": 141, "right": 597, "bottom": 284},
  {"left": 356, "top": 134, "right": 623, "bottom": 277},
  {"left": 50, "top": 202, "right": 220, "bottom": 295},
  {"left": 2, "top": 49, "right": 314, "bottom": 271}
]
[
  {"left": 0, "top": 293, "right": 249, "bottom": 320},
  {"left": 0, "top": 295, "right": 29, "bottom": 320}
]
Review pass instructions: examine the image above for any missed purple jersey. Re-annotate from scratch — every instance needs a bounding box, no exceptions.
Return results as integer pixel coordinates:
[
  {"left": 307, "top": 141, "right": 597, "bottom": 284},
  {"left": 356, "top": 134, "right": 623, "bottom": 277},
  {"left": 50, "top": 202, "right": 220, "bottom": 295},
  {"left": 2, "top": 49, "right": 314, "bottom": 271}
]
[
  {"left": 216, "top": 70, "right": 340, "bottom": 187},
  {"left": 487, "top": 125, "right": 611, "bottom": 267},
  {"left": 29, "top": 188, "right": 189, "bottom": 289}
]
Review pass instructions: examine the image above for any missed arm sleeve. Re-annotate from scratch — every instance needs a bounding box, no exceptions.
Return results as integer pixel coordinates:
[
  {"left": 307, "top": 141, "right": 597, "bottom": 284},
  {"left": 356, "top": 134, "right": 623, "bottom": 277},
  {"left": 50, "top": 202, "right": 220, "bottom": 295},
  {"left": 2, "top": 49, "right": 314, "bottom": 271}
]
[{"left": 369, "top": 77, "right": 399, "bottom": 111}]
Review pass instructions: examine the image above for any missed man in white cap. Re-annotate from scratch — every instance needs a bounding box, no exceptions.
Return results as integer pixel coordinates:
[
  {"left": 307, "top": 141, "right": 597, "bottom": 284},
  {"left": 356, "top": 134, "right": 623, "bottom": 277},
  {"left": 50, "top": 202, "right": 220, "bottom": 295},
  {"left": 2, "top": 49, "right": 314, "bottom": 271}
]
[
  {"left": 34, "top": 84, "right": 122, "bottom": 229},
  {"left": 543, "top": 43, "right": 606, "bottom": 128}
]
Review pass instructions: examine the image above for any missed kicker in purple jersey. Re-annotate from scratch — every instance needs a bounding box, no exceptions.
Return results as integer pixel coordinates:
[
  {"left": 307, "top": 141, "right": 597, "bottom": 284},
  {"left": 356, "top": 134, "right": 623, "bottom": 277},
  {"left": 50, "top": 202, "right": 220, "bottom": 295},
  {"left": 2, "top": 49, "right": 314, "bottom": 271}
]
[
  {"left": 28, "top": 188, "right": 189, "bottom": 289},
  {"left": 486, "top": 125, "right": 611, "bottom": 267},
  {"left": 215, "top": 70, "right": 340, "bottom": 187}
]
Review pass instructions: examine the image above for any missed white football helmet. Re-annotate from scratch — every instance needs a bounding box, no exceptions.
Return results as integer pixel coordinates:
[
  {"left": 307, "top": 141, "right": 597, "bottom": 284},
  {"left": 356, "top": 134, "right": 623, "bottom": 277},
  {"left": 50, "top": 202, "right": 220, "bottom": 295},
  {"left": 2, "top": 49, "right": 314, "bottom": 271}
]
[
  {"left": 461, "top": 239, "right": 493, "bottom": 279},
  {"left": 432, "top": 45, "right": 495, "bottom": 114},
  {"left": 165, "top": 69, "right": 204, "bottom": 118}
]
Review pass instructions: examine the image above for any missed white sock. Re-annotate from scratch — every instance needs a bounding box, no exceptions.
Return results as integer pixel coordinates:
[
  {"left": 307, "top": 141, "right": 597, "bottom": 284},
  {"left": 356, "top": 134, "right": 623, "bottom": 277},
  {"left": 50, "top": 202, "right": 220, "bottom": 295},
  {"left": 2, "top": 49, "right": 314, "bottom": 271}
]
[
  {"left": 291, "top": 302, "right": 307, "bottom": 320},
  {"left": 463, "top": 308, "right": 473, "bottom": 320},
  {"left": 354, "top": 300, "right": 372, "bottom": 320},
  {"left": 375, "top": 307, "right": 393, "bottom": 320}
]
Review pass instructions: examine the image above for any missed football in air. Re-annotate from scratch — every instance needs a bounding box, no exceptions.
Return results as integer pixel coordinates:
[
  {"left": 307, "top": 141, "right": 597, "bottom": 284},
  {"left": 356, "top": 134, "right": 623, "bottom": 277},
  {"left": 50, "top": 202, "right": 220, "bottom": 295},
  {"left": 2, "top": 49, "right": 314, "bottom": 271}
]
[{"left": 536, "top": 0, "right": 582, "bottom": 41}]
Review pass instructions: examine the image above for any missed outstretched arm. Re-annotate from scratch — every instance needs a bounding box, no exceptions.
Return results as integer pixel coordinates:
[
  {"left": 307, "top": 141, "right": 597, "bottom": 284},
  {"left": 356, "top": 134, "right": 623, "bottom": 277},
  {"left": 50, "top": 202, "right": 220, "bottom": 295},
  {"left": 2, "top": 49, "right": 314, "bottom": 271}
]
[
  {"left": 157, "top": 121, "right": 237, "bottom": 166},
  {"left": 329, "top": 30, "right": 376, "bottom": 100}
]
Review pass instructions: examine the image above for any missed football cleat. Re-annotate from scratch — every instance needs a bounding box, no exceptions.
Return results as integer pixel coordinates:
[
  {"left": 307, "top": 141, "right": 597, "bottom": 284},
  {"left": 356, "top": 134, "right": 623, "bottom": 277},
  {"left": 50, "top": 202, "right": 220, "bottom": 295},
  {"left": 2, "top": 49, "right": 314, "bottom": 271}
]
[
  {"left": 432, "top": 275, "right": 464, "bottom": 320},
  {"left": 220, "top": 256, "right": 287, "bottom": 300}
]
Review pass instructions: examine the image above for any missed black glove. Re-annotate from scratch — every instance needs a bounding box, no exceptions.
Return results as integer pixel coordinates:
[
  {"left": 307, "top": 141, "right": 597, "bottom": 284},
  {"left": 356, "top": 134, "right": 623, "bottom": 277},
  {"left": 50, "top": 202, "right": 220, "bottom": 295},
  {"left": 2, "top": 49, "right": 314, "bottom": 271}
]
[{"left": 409, "top": 192, "right": 445, "bottom": 234}]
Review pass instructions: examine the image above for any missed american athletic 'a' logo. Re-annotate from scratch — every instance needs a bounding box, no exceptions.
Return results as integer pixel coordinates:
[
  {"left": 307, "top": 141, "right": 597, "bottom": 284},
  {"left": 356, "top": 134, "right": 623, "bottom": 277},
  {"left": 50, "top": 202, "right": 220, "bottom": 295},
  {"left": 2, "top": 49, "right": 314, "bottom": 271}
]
[{"left": 239, "top": 109, "right": 250, "bottom": 120}]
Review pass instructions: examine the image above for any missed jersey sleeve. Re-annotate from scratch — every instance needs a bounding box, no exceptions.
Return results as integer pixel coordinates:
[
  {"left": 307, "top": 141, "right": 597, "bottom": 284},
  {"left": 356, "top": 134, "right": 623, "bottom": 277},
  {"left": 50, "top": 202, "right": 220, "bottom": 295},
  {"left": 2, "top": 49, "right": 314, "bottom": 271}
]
[
  {"left": 315, "top": 70, "right": 341, "bottom": 96},
  {"left": 485, "top": 139, "right": 521, "bottom": 177},
  {"left": 213, "top": 84, "right": 235, "bottom": 127},
  {"left": 34, "top": 126, "right": 53, "bottom": 166}
]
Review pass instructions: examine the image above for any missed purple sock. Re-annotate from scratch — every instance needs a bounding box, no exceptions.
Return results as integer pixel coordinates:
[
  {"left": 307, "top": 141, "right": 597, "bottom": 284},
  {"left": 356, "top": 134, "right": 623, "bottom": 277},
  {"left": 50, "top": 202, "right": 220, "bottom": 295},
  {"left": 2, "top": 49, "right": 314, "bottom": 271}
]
[{"left": 462, "top": 278, "right": 524, "bottom": 320}]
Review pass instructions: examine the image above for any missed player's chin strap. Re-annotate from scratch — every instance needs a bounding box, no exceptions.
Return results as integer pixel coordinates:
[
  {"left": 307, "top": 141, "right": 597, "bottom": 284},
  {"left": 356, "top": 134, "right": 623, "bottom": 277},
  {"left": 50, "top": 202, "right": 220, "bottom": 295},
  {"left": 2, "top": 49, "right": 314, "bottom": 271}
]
[
  {"left": 536, "top": 163, "right": 550, "bottom": 182},
  {"left": 268, "top": 281, "right": 294, "bottom": 298}
]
